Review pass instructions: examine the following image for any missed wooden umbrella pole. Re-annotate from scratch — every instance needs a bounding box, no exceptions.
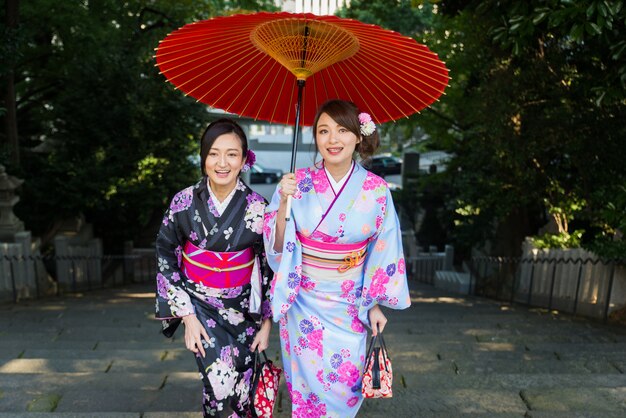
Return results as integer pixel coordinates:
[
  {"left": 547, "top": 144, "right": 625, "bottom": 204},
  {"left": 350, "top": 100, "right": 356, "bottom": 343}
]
[
  {"left": 285, "top": 24, "right": 310, "bottom": 222},
  {"left": 285, "top": 78, "right": 305, "bottom": 222}
]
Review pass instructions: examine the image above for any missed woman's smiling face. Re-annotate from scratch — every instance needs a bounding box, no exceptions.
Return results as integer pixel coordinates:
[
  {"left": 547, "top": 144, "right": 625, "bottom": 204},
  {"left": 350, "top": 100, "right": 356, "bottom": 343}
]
[
  {"left": 315, "top": 112, "right": 360, "bottom": 167},
  {"left": 204, "top": 132, "right": 246, "bottom": 189}
]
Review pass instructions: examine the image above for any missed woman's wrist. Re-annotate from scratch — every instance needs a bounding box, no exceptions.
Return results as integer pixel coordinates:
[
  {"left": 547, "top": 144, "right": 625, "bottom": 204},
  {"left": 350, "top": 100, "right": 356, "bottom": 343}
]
[{"left": 182, "top": 314, "right": 196, "bottom": 323}]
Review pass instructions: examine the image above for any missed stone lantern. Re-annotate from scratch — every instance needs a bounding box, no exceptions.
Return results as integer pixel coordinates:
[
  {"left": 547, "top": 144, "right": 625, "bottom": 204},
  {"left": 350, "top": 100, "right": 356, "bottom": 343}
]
[{"left": 0, "top": 164, "right": 24, "bottom": 241}]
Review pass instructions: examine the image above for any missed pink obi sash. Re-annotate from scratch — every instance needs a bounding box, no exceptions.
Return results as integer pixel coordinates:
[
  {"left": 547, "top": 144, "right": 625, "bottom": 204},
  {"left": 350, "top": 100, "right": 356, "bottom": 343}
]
[
  {"left": 182, "top": 241, "right": 254, "bottom": 288},
  {"left": 297, "top": 232, "right": 369, "bottom": 281}
]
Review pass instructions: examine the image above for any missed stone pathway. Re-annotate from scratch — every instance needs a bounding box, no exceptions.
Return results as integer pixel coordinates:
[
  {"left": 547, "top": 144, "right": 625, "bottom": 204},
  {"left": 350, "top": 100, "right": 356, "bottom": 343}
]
[{"left": 1, "top": 282, "right": 625, "bottom": 417}]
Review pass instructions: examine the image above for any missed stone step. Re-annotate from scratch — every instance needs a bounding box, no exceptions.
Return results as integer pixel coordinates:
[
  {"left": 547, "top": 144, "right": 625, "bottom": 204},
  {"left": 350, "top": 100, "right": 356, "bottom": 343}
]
[
  {"left": 16, "top": 348, "right": 181, "bottom": 361},
  {"left": 0, "top": 372, "right": 166, "bottom": 392},
  {"left": 400, "top": 372, "right": 626, "bottom": 390},
  {"left": 527, "top": 412, "right": 625, "bottom": 418},
  {"left": 520, "top": 387, "right": 626, "bottom": 413},
  {"left": 54, "top": 388, "right": 200, "bottom": 413},
  {"left": 0, "top": 359, "right": 112, "bottom": 374},
  {"left": 0, "top": 414, "right": 141, "bottom": 418},
  {"left": 359, "top": 387, "right": 527, "bottom": 415}
]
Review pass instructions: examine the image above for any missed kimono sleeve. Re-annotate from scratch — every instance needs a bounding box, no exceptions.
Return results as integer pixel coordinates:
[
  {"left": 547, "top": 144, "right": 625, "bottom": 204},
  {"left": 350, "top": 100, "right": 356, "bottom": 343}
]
[
  {"left": 262, "top": 185, "right": 284, "bottom": 272},
  {"left": 262, "top": 184, "right": 303, "bottom": 322},
  {"left": 358, "top": 187, "right": 411, "bottom": 327},
  {"left": 155, "top": 198, "right": 195, "bottom": 330},
  {"left": 254, "top": 237, "right": 273, "bottom": 321}
]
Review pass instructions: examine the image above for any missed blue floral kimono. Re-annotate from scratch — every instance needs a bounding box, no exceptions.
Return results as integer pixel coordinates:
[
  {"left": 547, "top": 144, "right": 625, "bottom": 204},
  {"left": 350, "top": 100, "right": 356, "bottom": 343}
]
[
  {"left": 263, "top": 163, "right": 411, "bottom": 418},
  {"left": 155, "top": 177, "right": 272, "bottom": 417}
]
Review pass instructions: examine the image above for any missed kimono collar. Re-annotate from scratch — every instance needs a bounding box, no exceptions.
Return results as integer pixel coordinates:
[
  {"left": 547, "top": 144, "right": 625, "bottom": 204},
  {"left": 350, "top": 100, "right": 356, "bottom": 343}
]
[
  {"left": 324, "top": 160, "right": 354, "bottom": 195},
  {"left": 206, "top": 177, "right": 241, "bottom": 216}
]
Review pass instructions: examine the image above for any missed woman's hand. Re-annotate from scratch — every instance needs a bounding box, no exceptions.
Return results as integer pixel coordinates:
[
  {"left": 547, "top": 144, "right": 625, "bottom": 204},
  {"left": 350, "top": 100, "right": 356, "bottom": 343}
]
[
  {"left": 368, "top": 305, "right": 387, "bottom": 336},
  {"left": 182, "top": 314, "right": 210, "bottom": 357},
  {"left": 250, "top": 318, "right": 272, "bottom": 353},
  {"left": 279, "top": 173, "right": 297, "bottom": 203}
]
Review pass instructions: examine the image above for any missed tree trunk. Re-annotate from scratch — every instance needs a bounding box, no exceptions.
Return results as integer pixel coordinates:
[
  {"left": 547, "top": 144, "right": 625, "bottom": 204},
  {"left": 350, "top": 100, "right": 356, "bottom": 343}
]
[{"left": 5, "top": 0, "right": 20, "bottom": 167}]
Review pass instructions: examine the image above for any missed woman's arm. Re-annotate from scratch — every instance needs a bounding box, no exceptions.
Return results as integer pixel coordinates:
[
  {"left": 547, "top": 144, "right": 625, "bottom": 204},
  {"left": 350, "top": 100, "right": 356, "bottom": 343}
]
[{"left": 273, "top": 173, "right": 297, "bottom": 252}]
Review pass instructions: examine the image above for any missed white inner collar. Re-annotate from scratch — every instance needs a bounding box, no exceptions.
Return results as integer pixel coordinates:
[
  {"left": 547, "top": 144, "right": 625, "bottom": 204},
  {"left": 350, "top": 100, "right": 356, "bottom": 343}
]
[
  {"left": 207, "top": 178, "right": 239, "bottom": 216},
  {"left": 324, "top": 161, "right": 353, "bottom": 193}
]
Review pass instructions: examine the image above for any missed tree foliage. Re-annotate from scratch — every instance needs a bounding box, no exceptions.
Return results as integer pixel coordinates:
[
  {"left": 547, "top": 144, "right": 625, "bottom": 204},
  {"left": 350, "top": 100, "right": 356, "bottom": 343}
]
[
  {"left": 1, "top": 0, "right": 276, "bottom": 250},
  {"left": 431, "top": 0, "right": 626, "bottom": 257},
  {"left": 341, "top": 0, "right": 626, "bottom": 258}
]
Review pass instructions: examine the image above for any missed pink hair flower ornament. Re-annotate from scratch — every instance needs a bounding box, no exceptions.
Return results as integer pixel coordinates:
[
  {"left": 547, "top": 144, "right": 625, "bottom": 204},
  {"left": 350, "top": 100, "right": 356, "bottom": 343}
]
[{"left": 358, "top": 112, "right": 376, "bottom": 136}]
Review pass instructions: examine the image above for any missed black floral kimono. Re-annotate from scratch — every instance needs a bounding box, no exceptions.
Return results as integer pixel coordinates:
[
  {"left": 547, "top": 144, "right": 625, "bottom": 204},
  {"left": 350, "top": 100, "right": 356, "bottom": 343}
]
[{"left": 155, "top": 177, "right": 272, "bottom": 417}]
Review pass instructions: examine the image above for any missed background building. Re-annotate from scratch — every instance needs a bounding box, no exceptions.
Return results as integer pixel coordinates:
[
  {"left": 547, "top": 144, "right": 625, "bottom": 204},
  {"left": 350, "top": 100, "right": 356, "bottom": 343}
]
[{"left": 276, "top": 0, "right": 350, "bottom": 15}]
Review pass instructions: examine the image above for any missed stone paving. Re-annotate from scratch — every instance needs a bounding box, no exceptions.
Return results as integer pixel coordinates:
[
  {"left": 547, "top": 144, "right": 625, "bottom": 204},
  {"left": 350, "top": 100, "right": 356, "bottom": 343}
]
[{"left": 1, "top": 281, "right": 625, "bottom": 417}]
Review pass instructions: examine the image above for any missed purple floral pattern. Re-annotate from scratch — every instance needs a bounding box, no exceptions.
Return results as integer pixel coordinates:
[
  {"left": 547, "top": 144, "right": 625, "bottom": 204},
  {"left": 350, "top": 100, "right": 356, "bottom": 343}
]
[{"left": 155, "top": 177, "right": 273, "bottom": 417}]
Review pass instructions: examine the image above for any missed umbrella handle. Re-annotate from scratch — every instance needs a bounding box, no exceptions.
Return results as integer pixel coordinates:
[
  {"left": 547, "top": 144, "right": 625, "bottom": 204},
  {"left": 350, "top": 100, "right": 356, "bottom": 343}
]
[{"left": 285, "top": 195, "right": 292, "bottom": 221}]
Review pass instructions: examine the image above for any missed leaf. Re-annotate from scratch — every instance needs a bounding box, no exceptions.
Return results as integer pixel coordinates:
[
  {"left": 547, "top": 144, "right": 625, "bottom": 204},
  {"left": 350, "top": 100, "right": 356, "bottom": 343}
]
[
  {"left": 587, "top": 22, "right": 602, "bottom": 35},
  {"left": 508, "top": 15, "right": 525, "bottom": 24},
  {"left": 570, "top": 23, "right": 584, "bottom": 40},
  {"left": 594, "top": 91, "right": 606, "bottom": 107},
  {"left": 532, "top": 12, "right": 547, "bottom": 25},
  {"left": 512, "top": 42, "right": 520, "bottom": 55},
  {"left": 611, "top": 42, "right": 626, "bottom": 60},
  {"left": 598, "top": 2, "right": 608, "bottom": 18},
  {"left": 587, "top": 2, "right": 596, "bottom": 18}
]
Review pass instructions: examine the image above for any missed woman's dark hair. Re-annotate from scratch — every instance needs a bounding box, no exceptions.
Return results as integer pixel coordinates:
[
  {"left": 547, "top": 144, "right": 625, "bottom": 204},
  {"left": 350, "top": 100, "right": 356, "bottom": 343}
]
[
  {"left": 199, "top": 118, "right": 248, "bottom": 175},
  {"left": 312, "top": 99, "right": 380, "bottom": 160}
]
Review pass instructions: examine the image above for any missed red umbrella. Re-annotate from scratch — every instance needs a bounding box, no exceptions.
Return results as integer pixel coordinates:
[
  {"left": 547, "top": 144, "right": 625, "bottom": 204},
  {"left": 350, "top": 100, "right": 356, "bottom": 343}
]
[
  {"left": 156, "top": 12, "right": 449, "bottom": 218},
  {"left": 156, "top": 12, "right": 449, "bottom": 130}
]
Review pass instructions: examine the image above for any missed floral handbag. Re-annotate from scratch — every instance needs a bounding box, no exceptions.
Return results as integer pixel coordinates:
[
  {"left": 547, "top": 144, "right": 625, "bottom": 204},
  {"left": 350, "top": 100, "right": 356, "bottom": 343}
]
[
  {"left": 361, "top": 332, "right": 393, "bottom": 399},
  {"left": 250, "top": 350, "right": 282, "bottom": 418}
]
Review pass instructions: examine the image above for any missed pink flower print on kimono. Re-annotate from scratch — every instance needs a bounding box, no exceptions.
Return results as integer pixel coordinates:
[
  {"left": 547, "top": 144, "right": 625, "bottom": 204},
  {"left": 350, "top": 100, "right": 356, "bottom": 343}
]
[
  {"left": 310, "top": 168, "right": 331, "bottom": 195},
  {"left": 291, "top": 389, "right": 327, "bottom": 418},
  {"left": 337, "top": 360, "right": 360, "bottom": 388},
  {"left": 263, "top": 211, "right": 277, "bottom": 242},
  {"left": 398, "top": 258, "right": 406, "bottom": 274},
  {"left": 295, "top": 318, "right": 323, "bottom": 357},
  {"left": 357, "top": 186, "right": 412, "bottom": 326},
  {"left": 362, "top": 172, "right": 385, "bottom": 191},
  {"left": 369, "top": 268, "right": 390, "bottom": 299}
]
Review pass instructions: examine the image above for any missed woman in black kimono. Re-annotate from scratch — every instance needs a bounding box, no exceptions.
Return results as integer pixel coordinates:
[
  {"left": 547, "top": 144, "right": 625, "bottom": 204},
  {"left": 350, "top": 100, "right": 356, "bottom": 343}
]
[{"left": 155, "top": 118, "right": 272, "bottom": 417}]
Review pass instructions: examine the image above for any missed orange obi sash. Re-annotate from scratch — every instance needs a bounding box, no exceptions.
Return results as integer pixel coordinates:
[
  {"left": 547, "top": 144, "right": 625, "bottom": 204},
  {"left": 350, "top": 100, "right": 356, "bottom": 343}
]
[
  {"left": 297, "top": 232, "right": 369, "bottom": 281},
  {"left": 182, "top": 241, "right": 254, "bottom": 288}
]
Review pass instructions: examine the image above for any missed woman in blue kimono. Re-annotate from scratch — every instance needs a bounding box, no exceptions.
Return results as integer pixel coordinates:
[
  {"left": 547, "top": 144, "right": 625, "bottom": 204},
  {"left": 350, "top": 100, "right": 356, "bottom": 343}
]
[
  {"left": 155, "top": 118, "right": 272, "bottom": 417},
  {"left": 263, "top": 100, "right": 411, "bottom": 417}
]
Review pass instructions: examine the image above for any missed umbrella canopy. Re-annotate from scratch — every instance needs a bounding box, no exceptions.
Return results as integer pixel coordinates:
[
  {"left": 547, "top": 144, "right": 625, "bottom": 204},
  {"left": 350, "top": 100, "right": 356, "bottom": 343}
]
[{"left": 155, "top": 12, "right": 449, "bottom": 126}]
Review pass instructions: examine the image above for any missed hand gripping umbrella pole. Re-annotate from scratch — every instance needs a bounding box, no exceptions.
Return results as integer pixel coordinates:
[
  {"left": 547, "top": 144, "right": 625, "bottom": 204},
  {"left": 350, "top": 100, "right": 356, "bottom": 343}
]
[
  {"left": 285, "top": 24, "right": 309, "bottom": 221},
  {"left": 285, "top": 78, "right": 305, "bottom": 221}
]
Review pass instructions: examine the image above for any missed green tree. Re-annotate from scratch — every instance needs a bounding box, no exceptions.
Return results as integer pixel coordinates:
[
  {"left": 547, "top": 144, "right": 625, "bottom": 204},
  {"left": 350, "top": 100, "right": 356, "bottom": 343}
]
[
  {"left": 339, "top": 0, "right": 626, "bottom": 258},
  {"left": 424, "top": 0, "right": 626, "bottom": 257},
  {"left": 1, "top": 0, "right": 276, "bottom": 250}
]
